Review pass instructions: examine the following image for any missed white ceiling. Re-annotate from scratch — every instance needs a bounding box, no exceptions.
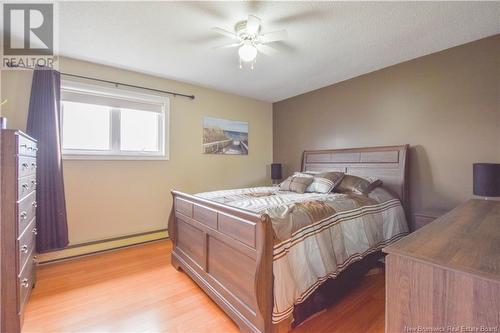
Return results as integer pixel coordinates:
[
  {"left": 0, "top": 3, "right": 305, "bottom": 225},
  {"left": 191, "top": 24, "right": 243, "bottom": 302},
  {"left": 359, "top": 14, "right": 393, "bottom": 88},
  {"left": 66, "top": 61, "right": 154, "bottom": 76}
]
[{"left": 58, "top": 1, "right": 500, "bottom": 102}]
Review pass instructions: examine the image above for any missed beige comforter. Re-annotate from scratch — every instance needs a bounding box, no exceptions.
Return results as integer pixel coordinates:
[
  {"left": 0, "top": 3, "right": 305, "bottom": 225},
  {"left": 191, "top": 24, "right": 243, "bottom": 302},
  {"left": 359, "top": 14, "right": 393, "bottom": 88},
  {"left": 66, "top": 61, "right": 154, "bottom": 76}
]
[{"left": 196, "top": 186, "right": 408, "bottom": 323}]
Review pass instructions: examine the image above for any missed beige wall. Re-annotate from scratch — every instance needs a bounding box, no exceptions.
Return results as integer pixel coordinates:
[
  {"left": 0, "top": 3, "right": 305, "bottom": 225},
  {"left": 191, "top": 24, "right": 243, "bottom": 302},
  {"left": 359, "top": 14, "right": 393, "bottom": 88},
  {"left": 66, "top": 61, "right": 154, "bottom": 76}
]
[
  {"left": 1, "top": 58, "right": 273, "bottom": 245},
  {"left": 274, "top": 35, "right": 500, "bottom": 222}
]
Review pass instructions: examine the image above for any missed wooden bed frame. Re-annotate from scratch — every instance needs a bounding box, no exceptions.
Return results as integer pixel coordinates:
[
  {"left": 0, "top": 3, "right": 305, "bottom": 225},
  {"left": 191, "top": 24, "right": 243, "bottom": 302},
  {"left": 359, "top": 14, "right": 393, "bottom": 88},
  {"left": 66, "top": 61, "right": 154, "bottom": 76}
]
[{"left": 168, "top": 145, "right": 409, "bottom": 333}]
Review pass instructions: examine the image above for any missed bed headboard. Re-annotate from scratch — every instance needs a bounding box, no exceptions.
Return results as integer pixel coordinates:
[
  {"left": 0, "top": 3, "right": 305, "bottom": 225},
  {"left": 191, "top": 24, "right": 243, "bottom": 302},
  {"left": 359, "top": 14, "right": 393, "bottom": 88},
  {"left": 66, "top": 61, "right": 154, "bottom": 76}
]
[{"left": 302, "top": 145, "right": 409, "bottom": 210}]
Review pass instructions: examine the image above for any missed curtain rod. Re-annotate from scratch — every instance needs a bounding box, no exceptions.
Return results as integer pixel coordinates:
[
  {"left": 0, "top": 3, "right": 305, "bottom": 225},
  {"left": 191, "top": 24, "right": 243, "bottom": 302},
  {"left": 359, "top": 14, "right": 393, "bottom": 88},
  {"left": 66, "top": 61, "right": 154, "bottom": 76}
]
[{"left": 5, "top": 62, "right": 196, "bottom": 100}]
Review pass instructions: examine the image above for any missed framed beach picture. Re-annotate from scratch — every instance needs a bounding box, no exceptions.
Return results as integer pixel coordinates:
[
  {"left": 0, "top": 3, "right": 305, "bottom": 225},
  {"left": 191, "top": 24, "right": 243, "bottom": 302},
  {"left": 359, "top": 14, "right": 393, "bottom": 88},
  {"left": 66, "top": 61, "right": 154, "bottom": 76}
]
[{"left": 203, "top": 116, "right": 248, "bottom": 155}]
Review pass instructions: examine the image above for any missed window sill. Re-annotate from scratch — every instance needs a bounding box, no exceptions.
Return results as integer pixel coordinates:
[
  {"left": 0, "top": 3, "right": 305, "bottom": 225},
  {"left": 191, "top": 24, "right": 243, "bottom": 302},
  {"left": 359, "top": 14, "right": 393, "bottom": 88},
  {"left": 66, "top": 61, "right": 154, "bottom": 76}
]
[{"left": 62, "top": 154, "right": 169, "bottom": 161}]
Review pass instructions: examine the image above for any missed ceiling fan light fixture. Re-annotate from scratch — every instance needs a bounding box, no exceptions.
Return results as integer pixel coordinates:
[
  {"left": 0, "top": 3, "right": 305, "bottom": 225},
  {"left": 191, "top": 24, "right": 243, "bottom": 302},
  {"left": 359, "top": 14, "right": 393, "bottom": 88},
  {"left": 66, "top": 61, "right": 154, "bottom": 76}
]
[{"left": 238, "top": 43, "right": 257, "bottom": 62}]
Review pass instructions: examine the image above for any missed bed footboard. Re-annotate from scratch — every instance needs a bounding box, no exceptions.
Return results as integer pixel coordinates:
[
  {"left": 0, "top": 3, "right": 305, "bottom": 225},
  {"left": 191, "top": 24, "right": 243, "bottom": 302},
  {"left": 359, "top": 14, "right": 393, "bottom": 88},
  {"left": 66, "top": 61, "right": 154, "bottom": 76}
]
[{"left": 168, "top": 190, "right": 274, "bottom": 333}]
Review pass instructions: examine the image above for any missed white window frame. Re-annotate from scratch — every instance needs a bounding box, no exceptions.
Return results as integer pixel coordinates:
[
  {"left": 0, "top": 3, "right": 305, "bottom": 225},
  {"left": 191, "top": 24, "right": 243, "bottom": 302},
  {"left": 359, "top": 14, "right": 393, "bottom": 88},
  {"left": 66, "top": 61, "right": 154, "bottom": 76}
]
[{"left": 60, "top": 79, "right": 170, "bottom": 160}]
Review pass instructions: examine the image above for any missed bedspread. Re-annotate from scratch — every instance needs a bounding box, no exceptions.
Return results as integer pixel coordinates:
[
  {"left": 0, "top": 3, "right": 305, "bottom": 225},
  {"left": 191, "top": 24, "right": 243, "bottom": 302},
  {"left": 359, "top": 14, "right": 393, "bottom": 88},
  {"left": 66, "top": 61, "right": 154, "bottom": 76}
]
[{"left": 195, "top": 186, "right": 408, "bottom": 323}]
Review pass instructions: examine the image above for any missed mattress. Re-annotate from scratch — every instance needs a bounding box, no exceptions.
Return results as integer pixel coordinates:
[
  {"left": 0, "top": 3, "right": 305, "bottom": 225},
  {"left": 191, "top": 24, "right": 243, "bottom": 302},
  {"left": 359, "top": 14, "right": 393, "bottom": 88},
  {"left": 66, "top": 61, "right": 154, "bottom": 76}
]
[{"left": 195, "top": 186, "right": 409, "bottom": 323}]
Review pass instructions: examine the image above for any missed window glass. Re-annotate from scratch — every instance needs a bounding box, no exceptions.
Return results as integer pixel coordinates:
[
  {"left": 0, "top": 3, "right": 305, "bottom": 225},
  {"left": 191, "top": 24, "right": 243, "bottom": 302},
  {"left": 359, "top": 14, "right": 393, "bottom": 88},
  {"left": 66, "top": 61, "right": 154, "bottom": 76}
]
[
  {"left": 120, "top": 108, "right": 159, "bottom": 152},
  {"left": 62, "top": 101, "right": 111, "bottom": 151}
]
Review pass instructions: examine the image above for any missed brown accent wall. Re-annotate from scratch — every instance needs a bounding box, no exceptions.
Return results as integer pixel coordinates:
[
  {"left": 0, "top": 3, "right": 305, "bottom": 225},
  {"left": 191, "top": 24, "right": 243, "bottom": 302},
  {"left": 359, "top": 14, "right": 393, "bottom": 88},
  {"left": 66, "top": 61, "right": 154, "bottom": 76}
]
[{"left": 273, "top": 35, "right": 500, "bottom": 223}]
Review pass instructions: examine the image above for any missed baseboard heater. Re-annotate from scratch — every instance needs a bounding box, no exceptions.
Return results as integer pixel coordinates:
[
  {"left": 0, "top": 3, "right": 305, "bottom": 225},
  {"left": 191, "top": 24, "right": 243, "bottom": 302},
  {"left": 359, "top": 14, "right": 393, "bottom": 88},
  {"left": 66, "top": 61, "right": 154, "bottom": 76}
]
[{"left": 37, "top": 229, "right": 168, "bottom": 264}]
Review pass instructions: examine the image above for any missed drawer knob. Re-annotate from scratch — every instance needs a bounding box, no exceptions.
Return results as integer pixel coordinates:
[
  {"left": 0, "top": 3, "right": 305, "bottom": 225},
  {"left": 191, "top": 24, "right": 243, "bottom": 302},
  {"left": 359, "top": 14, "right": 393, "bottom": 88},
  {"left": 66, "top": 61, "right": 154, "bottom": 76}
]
[
  {"left": 32, "top": 201, "right": 37, "bottom": 208},
  {"left": 20, "top": 144, "right": 27, "bottom": 148},
  {"left": 21, "top": 245, "right": 29, "bottom": 253},
  {"left": 33, "top": 147, "right": 38, "bottom": 152},
  {"left": 32, "top": 228, "right": 38, "bottom": 235},
  {"left": 22, "top": 183, "right": 29, "bottom": 190},
  {"left": 27, "top": 146, "right": 33, "bottom": 151},
  {"left": 31, "top": 163, "right": 37, "bottom": 169},
  {"left": 20, "top": 211, "right": 28, "bottom": 219},
  {"left": 22, "top": 163, "right": 29, "bottom": 169},
  {"left": 21, "top": 278, "right": 29, "bottom": 288}
]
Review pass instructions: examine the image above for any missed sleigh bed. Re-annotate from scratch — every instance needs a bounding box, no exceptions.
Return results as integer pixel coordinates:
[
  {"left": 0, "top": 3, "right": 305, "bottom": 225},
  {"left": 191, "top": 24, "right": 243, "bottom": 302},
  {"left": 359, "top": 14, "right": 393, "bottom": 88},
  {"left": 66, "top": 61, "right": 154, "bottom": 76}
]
[{"left": 168, "top": 145, "right": 409, "bottom": 333}]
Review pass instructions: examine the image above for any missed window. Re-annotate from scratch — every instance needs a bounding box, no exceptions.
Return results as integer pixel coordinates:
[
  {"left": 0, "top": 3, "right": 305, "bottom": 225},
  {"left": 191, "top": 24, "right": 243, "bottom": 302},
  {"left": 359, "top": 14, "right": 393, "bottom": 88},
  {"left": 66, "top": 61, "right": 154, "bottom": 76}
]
[{"left": 60, "top": 80, "right": 169, "bottom": 160}]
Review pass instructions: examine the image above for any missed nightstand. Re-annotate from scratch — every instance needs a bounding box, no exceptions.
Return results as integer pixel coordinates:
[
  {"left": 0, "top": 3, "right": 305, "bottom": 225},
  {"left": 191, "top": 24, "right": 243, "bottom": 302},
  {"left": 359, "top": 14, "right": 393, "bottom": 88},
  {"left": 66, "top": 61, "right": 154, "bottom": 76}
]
[{"left": 413, "top": 209, "right": 448, "bottom": 230}]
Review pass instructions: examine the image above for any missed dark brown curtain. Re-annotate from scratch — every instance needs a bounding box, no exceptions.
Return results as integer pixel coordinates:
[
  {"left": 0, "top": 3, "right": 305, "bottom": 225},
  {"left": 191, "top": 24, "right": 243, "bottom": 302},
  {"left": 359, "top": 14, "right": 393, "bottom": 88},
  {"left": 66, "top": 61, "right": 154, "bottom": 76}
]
[{"left": 27, "top": 68, "right": 69, "bottom": 252}]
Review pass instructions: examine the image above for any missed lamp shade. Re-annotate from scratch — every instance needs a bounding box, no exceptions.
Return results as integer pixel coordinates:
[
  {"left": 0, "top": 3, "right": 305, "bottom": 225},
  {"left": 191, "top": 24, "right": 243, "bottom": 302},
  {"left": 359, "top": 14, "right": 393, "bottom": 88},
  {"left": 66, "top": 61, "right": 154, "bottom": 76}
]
[
  {"left": 473, "top": 163, "right": 500, "bottom": 197},
  {"left": 271, "top": 163, "right": 282, "bottom": 181}
]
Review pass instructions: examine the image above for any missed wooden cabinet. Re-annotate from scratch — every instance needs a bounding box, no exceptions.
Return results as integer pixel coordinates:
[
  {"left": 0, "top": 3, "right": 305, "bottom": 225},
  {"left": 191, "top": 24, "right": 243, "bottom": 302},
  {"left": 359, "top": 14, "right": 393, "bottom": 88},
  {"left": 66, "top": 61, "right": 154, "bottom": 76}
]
[
  {"left": 1, "top": 130, "right": 38, "bottom": 333},
  {"left": 384, "top": 200, "right": 500, "bottom": 333}
]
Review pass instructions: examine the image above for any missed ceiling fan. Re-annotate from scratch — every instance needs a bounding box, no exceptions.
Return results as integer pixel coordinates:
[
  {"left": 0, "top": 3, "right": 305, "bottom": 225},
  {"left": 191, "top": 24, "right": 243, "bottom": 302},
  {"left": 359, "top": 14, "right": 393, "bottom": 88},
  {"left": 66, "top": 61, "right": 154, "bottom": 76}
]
[{"left": 211, "top": 14, "right": 288, "bottom": 69}]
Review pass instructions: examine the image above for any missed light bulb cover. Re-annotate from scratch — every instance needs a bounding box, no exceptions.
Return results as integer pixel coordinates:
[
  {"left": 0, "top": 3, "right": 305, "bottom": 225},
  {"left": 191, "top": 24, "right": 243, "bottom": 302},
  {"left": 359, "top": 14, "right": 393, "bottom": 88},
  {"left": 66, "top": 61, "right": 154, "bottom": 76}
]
[{"left": 238, "top": 43, "right": 257, "bottom": 62}]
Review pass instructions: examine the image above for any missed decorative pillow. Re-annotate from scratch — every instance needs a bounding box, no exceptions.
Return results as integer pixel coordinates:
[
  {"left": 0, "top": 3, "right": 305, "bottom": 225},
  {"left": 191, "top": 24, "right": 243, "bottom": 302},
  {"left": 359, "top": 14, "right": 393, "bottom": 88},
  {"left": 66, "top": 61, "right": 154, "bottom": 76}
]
[
  {"left": 279, "top": 176, "right": 314, "bottom": 194},
  {"left": 335, "top": 175, "right": 382, "bottom": 195},
  {"left": 294, "top": 171, "right": 345, "bottom": 193}
]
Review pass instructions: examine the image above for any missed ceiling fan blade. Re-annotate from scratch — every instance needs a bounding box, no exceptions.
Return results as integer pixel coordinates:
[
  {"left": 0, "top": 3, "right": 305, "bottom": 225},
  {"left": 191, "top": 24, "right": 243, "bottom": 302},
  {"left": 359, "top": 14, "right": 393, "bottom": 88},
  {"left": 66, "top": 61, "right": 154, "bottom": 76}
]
[
  {"left": 246, "top": 15, "right": 261, "bottom": 35},
  {"left": 257, "top": 44, "right": 278, "bottom": 56},
  {"left": 212, "top": 42, "right": 241, "bottom": 50},
  {"left": 211, "top": 27, "right": 239, "bottom": 41},
  {"left": 260, "top": 30, "right": 288, "bottom": 43}
]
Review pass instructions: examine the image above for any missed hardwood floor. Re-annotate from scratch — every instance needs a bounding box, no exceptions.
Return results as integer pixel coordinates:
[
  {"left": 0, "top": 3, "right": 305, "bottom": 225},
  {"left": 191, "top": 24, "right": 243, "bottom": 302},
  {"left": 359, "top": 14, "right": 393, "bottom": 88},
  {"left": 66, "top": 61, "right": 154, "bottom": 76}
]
[{"left": 23, "top": 240, "right": 385, "bottom": 333}]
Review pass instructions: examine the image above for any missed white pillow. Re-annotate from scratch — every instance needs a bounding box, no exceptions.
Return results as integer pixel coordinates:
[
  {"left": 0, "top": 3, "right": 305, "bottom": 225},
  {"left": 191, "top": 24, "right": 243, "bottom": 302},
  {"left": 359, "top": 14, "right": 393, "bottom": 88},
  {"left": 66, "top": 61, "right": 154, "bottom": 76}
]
[{"left": 294, "top": 171, "right": 345, "bottom": 193}]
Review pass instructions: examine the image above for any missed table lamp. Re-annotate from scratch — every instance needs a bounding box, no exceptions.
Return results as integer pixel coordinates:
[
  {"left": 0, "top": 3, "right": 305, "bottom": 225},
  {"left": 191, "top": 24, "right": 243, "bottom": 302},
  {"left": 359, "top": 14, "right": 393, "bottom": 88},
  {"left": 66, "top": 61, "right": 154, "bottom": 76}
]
[
  {"left": 473, "top": 163, "right": 500, "bottom": 199},
  {"left": 271, "top": 163, "right": 282, "bottom": 184}
]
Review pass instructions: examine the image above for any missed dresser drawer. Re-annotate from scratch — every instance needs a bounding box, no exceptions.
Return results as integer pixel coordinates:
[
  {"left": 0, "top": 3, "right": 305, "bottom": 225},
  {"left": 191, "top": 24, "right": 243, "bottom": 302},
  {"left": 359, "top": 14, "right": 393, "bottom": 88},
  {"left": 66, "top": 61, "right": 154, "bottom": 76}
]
[
  {"left": 18, "top": 192, "right": 37, "bottom": 236},
  {"left": 18, "top": 156, "right": 37, "bottom": 178},
  {"left": 18, "top": 218, "right": 37, "bottom": 274},
  {"left": 18, "top": 135, "right": 37, "bottom": 157},
  {"left": 18, "top": 174, "right": 37, "bottom": 200},
  {"left": 18, "top": 254, "right": 34, "bottom": 315}
]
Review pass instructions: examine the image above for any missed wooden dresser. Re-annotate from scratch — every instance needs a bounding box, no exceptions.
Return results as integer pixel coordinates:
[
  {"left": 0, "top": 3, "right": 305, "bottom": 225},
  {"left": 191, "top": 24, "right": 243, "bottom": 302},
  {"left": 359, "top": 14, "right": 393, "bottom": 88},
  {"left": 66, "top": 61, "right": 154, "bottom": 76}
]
[
  {"left": 1, "top": 130, "right": 38, "bottom": 333},
  {"left": 384, "top": 199, "right": 500, "bottom": 333}
]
